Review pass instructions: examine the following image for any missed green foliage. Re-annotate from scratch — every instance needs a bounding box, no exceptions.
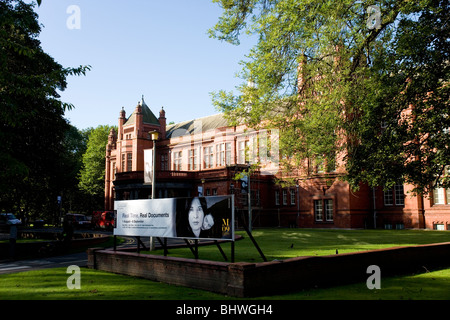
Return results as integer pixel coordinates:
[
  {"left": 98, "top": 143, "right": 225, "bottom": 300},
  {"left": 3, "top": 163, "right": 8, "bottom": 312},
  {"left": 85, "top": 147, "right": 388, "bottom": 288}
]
[
  {"left": 0, "top": 0, "right": 90, "bottom": 221},
  {"left": 78, "top": 126, "right": 116, "bottom": 198},
  {"left": 210, "top": 0, "right": 449, "bottom": 194}
]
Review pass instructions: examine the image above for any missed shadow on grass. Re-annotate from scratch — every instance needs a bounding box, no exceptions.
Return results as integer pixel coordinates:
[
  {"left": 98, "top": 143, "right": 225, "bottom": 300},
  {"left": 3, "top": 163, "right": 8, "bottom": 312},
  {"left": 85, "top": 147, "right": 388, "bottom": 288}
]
[
  {"left": 147, "top": 229, "right": 450, "bottom": 262},
  {"left": 2, "top": 229, "right": 450, "bottom": 300},
  {"left": 268, "top": 267, "right": 450, "bottom": 300},
  {"left": 1, "top": 266, "right": 449, "bottom": 300},
  {"left": 0, "top": 267, "right": 231, "bottom": 300}
]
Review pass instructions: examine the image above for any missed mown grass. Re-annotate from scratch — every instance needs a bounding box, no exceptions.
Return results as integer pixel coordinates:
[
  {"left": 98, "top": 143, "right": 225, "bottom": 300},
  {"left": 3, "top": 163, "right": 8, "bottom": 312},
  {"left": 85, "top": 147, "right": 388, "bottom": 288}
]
[
  {"left": 1, "top": 228, "right": 450, "bottom": 300},
  {"left": 0, "top": 267, "right": 227, "bottom": 300},
  {"left": 1, "top": 265, "right": 449, "bottom": 300},
  {"left": 145, "top": 228, "right": 450, "bottom": 262}
]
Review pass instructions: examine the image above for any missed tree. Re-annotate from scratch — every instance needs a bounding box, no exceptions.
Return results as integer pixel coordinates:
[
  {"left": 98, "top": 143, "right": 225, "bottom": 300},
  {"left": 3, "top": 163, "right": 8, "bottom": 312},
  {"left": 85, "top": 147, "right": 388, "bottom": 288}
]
[
  {"left": 59, "top": 125, "right": 91, "bottom": 214},
  {"left": 78, "top": 125, "right": 116, "bottom": 210},
  {"left": 210, "top": 0, "right": 449, "bottom": 194},
  {"left": 0, "top": 0, "right": 90, "bottom": 222}
]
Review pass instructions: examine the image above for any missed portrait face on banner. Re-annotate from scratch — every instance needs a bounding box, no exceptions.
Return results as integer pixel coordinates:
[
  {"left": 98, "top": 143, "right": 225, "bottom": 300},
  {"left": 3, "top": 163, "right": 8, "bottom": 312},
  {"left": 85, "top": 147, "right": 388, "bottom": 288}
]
[{"left": 175, "top": 196, "right": 233, "bottom": 240}]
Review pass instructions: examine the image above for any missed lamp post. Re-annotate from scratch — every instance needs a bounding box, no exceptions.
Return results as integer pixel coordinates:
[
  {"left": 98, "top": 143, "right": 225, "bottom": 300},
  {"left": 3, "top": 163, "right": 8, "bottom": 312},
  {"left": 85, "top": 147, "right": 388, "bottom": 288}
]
[
  {"left": 150, "top": 131, "right": 159, "bottom": 199},
  {"left": 246, "top": 162, "right": 252, "bottom": 233},
  {"left": 149, "top": 131, "right": 159, "bottom": 251}
]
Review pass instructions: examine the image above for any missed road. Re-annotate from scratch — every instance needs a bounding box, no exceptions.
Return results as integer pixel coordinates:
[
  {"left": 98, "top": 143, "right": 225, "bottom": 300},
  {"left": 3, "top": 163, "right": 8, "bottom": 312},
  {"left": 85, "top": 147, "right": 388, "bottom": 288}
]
[
  {"left": 0, "top": 229, "right": 120, "bottom": 275},
  {"left": 0, "top": 232, "right": 148, "bottom": 275},
  {"left": 0, "top": 251, "right": 88, "bottom": 275},
  {"left": 0, "top": 233, "right": 207, "bottom": 275}
]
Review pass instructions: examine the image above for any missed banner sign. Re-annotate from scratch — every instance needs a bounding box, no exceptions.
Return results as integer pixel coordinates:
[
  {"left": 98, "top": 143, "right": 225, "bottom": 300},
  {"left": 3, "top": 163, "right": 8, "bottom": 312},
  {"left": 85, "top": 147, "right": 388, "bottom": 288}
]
[
  {"left": 114, "top": 195, "right": 234, "bottom": 241},
  {"left": 143, "top": 149, "right": 153, "bottom": 185}
]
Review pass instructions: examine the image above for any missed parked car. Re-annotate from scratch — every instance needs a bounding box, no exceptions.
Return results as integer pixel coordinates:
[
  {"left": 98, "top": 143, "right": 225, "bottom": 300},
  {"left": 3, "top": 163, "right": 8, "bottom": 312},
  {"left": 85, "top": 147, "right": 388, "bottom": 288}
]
[
  {"left": 0, "top": 213, "right": 22, "bottom": 232},
  {"left": 33, "top": 219, "right": 45, "bottom": 228},
  {"left": 92, "top": 211, "right": 115, "bottom": 230},
  {"left": 65, "top": 213, "right": 91, "bottom": 229}
]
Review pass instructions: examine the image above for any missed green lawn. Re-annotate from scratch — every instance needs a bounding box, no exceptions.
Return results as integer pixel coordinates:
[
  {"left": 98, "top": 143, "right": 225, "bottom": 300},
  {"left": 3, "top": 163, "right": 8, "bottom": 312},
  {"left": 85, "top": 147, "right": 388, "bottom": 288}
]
[
  {"left": 1, "top": 228, "right": 450, "bottom": 300},
  {"left": 145, "top": 228, "right": 450, "bottom": 262},
  {"left": 1, "top": 265, "right": 449, "bottom": 300}
]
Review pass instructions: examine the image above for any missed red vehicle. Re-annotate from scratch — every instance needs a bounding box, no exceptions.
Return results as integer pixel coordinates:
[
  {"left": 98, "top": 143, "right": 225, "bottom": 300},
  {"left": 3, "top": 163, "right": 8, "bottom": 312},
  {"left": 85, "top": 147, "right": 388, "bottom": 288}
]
[{"left": 92, "top": 211, "right": 115, "bottom": 230}]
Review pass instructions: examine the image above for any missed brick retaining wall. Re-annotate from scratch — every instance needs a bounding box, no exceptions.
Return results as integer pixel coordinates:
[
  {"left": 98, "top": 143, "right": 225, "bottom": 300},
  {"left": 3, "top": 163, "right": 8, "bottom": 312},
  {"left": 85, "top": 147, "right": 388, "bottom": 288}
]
[
  {"left": 88, "top": 241, "right": 450, "bottom": 297},
  {"left": 88, "top": 249, "right": 231, "bottom": 294}
]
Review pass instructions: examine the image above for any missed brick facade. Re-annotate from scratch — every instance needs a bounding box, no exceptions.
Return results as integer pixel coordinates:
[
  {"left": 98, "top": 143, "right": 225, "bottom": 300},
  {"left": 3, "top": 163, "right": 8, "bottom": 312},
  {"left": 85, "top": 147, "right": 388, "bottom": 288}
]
[{"left": 104, "top": 97, "right": 450, "bottom": 230}]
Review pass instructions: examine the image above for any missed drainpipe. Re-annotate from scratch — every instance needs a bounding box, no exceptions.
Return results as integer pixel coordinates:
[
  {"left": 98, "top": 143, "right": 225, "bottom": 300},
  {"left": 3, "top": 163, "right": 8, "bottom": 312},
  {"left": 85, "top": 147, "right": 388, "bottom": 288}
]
[{"left": 419, "top": 191, "right": 425, "bottom": 229}]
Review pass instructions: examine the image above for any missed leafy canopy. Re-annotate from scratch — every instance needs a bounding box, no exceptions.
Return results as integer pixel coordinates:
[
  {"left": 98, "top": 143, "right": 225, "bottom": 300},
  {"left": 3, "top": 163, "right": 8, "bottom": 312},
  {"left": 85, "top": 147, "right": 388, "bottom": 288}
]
[
  {"left": 78, "top": 126, "right": 116, "bottom": 197},
  {"left": 210, "top": 0, "right": 449, "bottom": 194},
  {"left": 0, "top": 0, "right": 90, "bottom": 219}
]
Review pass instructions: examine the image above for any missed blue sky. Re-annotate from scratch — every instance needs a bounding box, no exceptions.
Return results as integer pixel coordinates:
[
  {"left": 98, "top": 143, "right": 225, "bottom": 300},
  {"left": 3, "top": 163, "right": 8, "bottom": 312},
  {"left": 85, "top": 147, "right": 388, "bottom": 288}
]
[{"left": 35, "top": 0, "right": 255, "bottom": 130}]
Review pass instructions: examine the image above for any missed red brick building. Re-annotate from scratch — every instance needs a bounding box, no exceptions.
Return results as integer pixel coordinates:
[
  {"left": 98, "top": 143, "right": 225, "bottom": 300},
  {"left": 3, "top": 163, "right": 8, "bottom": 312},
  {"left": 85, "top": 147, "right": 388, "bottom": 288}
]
[{"left": 105, "top": 96, "right": 450, "bottom": 230}]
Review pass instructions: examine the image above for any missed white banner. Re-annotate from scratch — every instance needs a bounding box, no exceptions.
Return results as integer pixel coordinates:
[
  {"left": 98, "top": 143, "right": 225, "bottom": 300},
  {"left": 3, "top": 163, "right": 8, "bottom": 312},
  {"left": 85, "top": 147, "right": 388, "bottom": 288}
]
[
  {"left": 144, "top": 149, "right": 153, "bottom": 185},
  {"left": 114, "top": 196, "right": 234, "bottom": 240},
  {"left": 114, "top": 198, "right": 176, "bottom": 237}
]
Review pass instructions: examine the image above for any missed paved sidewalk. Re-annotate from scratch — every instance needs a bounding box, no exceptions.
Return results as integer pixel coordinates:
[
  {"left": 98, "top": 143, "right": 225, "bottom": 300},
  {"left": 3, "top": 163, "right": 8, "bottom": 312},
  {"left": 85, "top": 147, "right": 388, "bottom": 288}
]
[
  {"left": 0, "top": 251, "right": 88, "bottom": 275},
  {"left": 0, "top": 238, "right": 197, "bottom": 274},
  {"left": 1, "top": 232, "right": 239, "bottom": 275}
]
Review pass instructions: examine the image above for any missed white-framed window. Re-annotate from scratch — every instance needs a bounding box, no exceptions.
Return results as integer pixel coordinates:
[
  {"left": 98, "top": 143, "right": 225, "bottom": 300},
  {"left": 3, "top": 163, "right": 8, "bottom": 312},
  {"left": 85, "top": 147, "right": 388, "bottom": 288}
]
[
  {"left": 282, "top": 189, "right": 287, "bottom": 205},
  {"left": 188, "top": 149, "right": 198, "bottom": 171},
  {"left": 394, "top": 185, "right": 405, "bottom": 205},
  {"left": 432, "top": 187, "right": 447, "bottom": 205},
  {"left": 290, "top": 189, "right": 296, "bottom": 205},
  {"left": 434, "top": 223, "right": 445, "bottom": 230},
  {"left": 314, "top": 200, "right": 323, "bottom": 221},
  {"left": 216, "top": 142, "right": 231, "bottom": 167},
  {"left": 384, "top": 184, "right": 404, "bottom": 206},
  {"left": 160, "top": 153, "right": 168, "bottom": 171},
  {"left": 203, "top": 146, "right": 213, "bottom": 169},
  {"left": 324, "top": 199, "right": 333, "bottom": 221},
  {"left": 314, "top": 199, "right": 334, "bottom": 222},
  {"left": 126, "top": 153, "right": 132, "bottom": 172},
  {"left": 275, "top": 190, "right": 280, "bottom": 206},
  {"left": 173, "top": 150, "right": 182, "bottom": 171},
  {"left": 432, "top": 167, "right": 450, "bottom": 205},
  {"left": 384, "top": 189, "right": 394, "bottom": 206},
  {"left": 238, "top": 140, "right": 249, "bottom": 164}
]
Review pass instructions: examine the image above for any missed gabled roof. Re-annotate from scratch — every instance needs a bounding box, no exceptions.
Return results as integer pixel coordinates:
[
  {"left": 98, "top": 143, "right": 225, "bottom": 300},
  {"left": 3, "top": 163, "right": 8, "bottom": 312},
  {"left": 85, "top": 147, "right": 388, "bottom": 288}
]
[
  {"left": 166, "top": 113, "right": 229, "bottom": 138},
  {"left": 124, "top": 97, "right": 160, "bottom": 126}
]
